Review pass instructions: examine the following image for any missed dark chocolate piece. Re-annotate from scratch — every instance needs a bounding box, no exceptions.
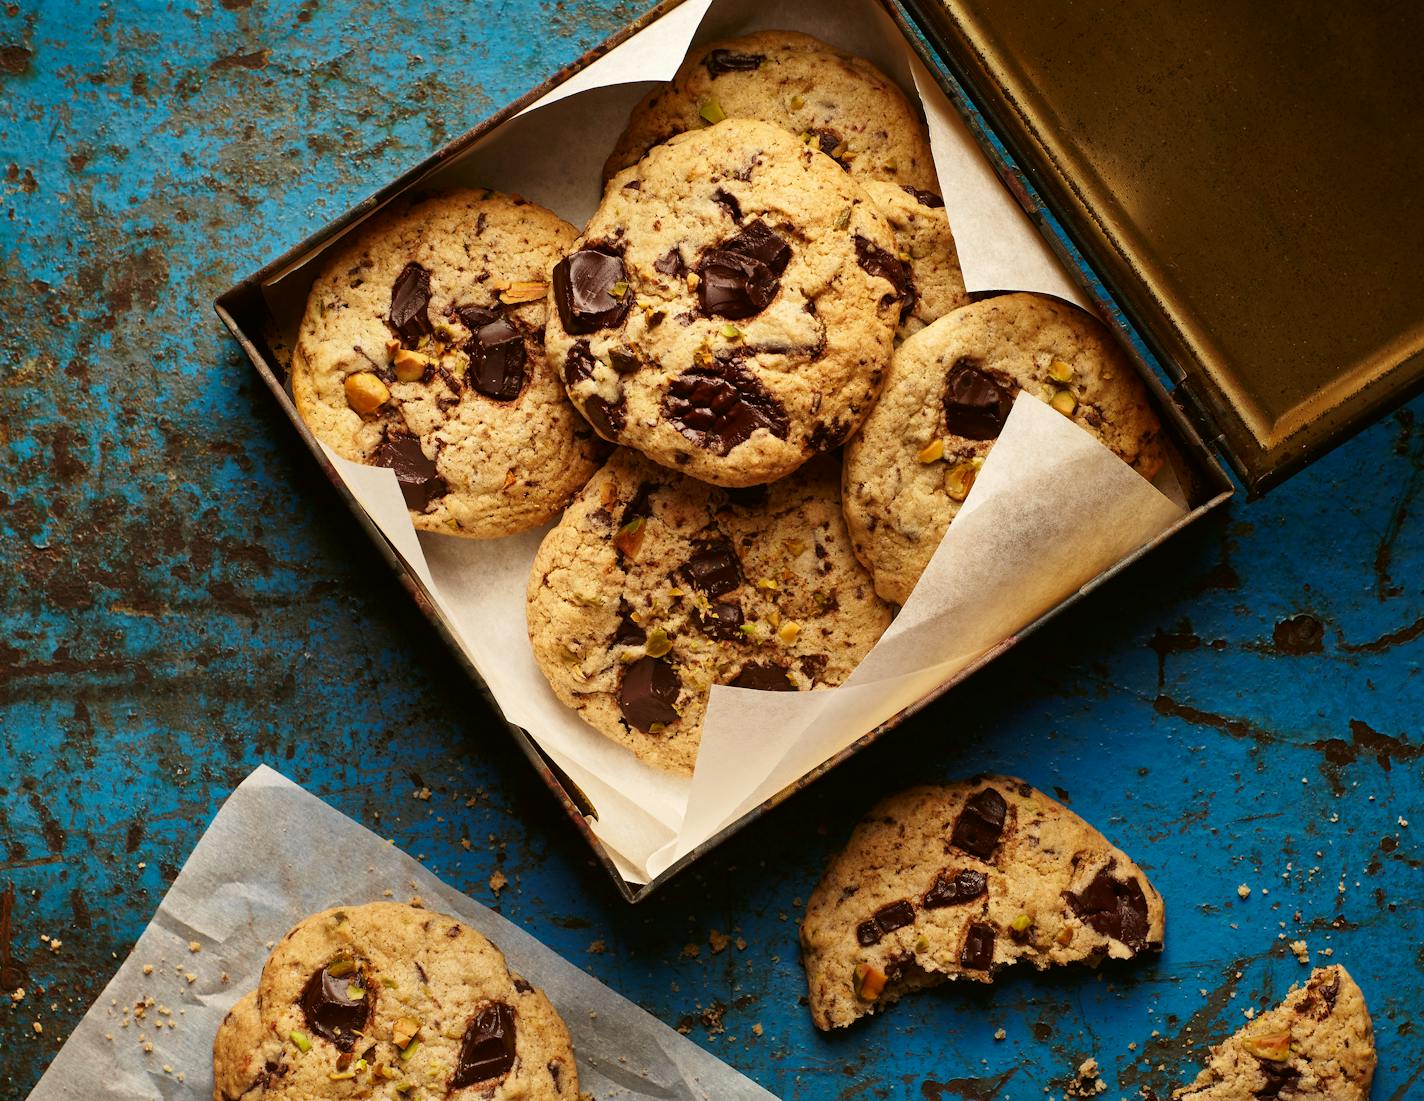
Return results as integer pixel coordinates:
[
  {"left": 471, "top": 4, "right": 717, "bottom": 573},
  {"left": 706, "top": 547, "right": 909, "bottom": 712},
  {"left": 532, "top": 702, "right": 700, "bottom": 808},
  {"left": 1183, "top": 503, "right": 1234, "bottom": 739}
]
[
  {"left": 619, "top": 658, "right": 681, "bottom": 731},
  {"left": 654, "top": 247, "right": 685, "bottom": 277},
  {"left": 450, "top": 1002, "right": 516, "bottom": 1089},
  {"left": 901, "top": 185, "right": 945, "bottom": 208},
  {"left": 922, "top": 868, "right": 988, "bottom": 909},
  {"left": 943, "top": 359, "right": 1014, "bottom": 440},
  {"left": 389, "top": 262, "right": 433, "bottom": 347},
  {"left": 697, "top": 220, "right": 792, "bottom": 320},
  {"left": 1319, "top": 971, "right": 1340, "bottom": 1011},
  {"left": 854, "top": 234, "right": 912, "bottom": 311},
  {"left": 620, "top": 481, "right": 657, "bottom": 527},
  {"left": 855, "top": 920, "right": 881, "bottom": 947},
  {"left": 622, "top": 178, "right": 641, "bottom": 191},
  {"left": 798, "top": 653, "right": 829, "bottom": 682},
  {"left": 950, "top": 787, "right": 1007, "bottom": 860},
  {"left": 374, "top": 432, "right": 448, "bottom": 512},
  {"left": 664, "top": 361, "right": 789, "bottom": 453},
  {"left": 455, "top": 304, "right": 499, "bottom": 332},
  {"left": 809, "top": 128, "right": 851, "bottom": 169},
  {"left": 299, "top": 965, "right": 370, "bottom": 1051},
  {"left": 608, "top": 348, "right": 641, "bottom": 375},
  {"left": 613, "top": 602, "right": 646, "bottom": 646},
  {"left": 465, "top": 316, "right": 526, "bottom": 401},
  {"left": 693, "top": 600, "right": 744, "bottom": 640},
  {"left": 874, "top": 899, "right": 915, "bottom": 934},
  {"left": 728, "top": 663, "right": 794, "bottom": 691},
  {"left": 712, "top": 188, "right": 742, "bottom": 223},
  {"left": 563, "top": 341, "right": 625, "bottom": 440},
  {"left": 1254, "top": 1063, "right": 1300, "bottom": 1099},
  {"left": 552, "top": 249, "right": 631, "bottom": 334},
  {"left": 680, "top": 537, "right": 742, "bottom": 597},
  {"left": 1065, "top": 864, "right": 1151, "bottom": 952},
  {"left": 704, "top": 48, "right": 765, "bottom": 76},
  {"left": 960, "top": 923, "right": 995, "bottom": 970}
]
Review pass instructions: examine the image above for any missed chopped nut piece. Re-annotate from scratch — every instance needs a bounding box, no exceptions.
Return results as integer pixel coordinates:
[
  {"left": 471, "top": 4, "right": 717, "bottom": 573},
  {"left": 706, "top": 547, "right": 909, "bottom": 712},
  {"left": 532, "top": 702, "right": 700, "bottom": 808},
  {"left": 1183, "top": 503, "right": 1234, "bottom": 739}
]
[
  {"left": 1048, "top": 358, "right": 1074, "bottom": 383},
  {"left": 1049, "top": 389, "right": 1077, "bottom": 416},
  {"left": 834, "top": 207, "right": 851, "bottom": 231},
  {"left": 344, "top": 372, "right": 390, "bottom": 416},
  {"left": 499, "top": 280, "right": 549, "bottom": 304},
  {"left": 289, "top": 1029, "right": 312, "bottom": 1053},
  {"left": 392, "top": 1016, "right": 420, "bottom": 1050},
  {"left": 720, "top": 322, "right": 742, "bottom": 340},
  {"left": 1010, "top": 913, "right": 1032, "bottom": 934},
  {"left": 756, "top": 578, "right": 779, "bottom": 591},
  {"left": 613, "top": 516, "right": 647, "bottom": 560},
  {"left": 398, "top": 1038, "right": 421, "bottom": 1062},
  {"left": 1055, "top": 926, "right": 1074, "bottom": 947},
  {"left": 852, "top": 962, "right": 887, "bottom": 1001},
  {"left": 392, "top": 347, "right": 432, "bottom": 382},
  {"left": 778, "top": 621, "right": 801, "bottom": 644},
  {"left": 944, "top": 461, "right": 977, "bottom": 502},
  {"left": 916, "top": 438, "right": 945, "bottom": 463},
  {"left": 644, "top": 627, "right": 672, "bottom": 658},
  {"left": 1243, "top": 1030, "right": 1293, "bottom": 1062},
  {"left": 788, "top": 93, "right": 805, "bottom": 110},
  {"left": 699, "top": 98, "right": 726, "bottom": 125}
]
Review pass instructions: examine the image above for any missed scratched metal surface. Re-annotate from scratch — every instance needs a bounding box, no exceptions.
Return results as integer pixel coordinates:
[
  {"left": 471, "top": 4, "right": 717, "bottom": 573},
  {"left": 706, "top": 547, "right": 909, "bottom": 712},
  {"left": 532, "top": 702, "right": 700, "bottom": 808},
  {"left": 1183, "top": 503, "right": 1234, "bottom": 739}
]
[{"left": 1, "top": 1, "right": 1421, "bottom": 1098}]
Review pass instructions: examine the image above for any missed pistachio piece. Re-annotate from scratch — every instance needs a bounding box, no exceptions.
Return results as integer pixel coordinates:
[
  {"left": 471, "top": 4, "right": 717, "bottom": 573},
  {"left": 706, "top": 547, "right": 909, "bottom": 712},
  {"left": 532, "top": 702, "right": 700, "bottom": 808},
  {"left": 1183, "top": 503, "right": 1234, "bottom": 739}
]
[
  {"left": 834, "top": 207, "right": 851, "bottom": 231},
  {"left": 325, "top": 959, "right": 356, "bottom": 978},
  {"left": 1243, "top": 1031, "right": 1293, "bottom": 1062},
  {"left": 613, "top": 516, "right": 647, "bottom": 560},
  {"left": 398, "top": 1039, "right": 422, "bottom": 1063},
  {"left": 1050, "top": 389, "right": 1077, "bottom": 416},
  {"left": 699, "top": 97, "right": 727, "bottom": 125},
  {"left": 644, "top": 627, "right": 672, "bottom": 658},
  {"left": 1055, "top": 926, "right": 1074, "bottom": 947},
  {"left": 852, "top": 962, "right": 888, "bottom": 1001},
  {"left": 392, "top": 1016, "right": 420, "bottom": 1050},
  {"left": 499, "top": 280, "right": 548, "bottom": 304},
  {"left": 344, "top": 372, "right": 390, "bottom": 416},
  {"left": 916, "top": 438, "right": 945, "bottom": 464},
  {"left": 1010, "top": 913, "right": 1032, "bottom": 933},
  {"left": 1048, "top": 358, "right": 1074, "bottom": 383},
  {"left": 289, "top": 1029, "right": 312, "bottom": 1053},
  {"left": 756, "top": 578, "right": 779, "bottom": 592},
  {"left": 944, "top": 461, "right": 977, "bottom": 502},
  {"left": 720, "top": 322, "right": 742, "bottom": 340},
  {"left": 788, "top": 93, "right": 805, "bottom": 111},
  {"left": 778, "top": 621, "right": 801, "bottom": 644},
  {"left": 328, "top": 1069, "right": 357, "bottom": 1081}
]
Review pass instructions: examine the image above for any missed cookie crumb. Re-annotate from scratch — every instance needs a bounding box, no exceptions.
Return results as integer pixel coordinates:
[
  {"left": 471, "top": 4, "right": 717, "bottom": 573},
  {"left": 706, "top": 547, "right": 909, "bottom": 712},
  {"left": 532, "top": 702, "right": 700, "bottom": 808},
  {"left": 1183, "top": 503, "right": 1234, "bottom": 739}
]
[
  {"left": 1289, "top": 939, "right": 1310, "bottom": 964},
  {"left": 709, "top": 930, "right": 731, "bottom": 954},
  {"left": 994, "top": 1027, "right": 1007, "bottom": 1041},
  {"left": 1237, "top": 884, "right": 1251, "bottom": 899},
  {"left": 187, "top": 941, "right": 201, "bottom": 953},
  {"left": 587, "top": 939, "right": 606, "bottom": 955},
  {"left": 680, "top": 943, "right": 701, "bottom": 959},
  {"left": 488, "top": 869, "right": 508, "bottom": 894},
  {"left": 413, "top": 787, "right": 432, "bottom": 801},
  {"left": 752, "top": 1022, "right": 764, "bottom": 1037}
]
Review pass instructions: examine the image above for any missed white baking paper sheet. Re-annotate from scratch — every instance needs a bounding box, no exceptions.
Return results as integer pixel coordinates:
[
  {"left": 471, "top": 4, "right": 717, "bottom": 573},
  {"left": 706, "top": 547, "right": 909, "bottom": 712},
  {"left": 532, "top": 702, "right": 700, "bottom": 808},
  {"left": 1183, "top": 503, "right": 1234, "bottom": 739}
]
[
  {"left": 26, "top": 766, "right": 777, "bottom": 1101},
  {"left": 261, "top": 0, "right": 1185, "bottom": 884}
]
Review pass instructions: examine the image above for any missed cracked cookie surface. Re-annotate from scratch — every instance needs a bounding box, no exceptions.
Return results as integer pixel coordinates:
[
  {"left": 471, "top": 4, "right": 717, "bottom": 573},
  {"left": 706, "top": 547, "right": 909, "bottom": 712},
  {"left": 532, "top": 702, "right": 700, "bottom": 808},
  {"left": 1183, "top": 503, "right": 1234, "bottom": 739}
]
[
  {"left": 843, "top": 293, "right": 1167, "bottom": 604},
  {"left": 603, "top": 30, "right": 937, "bottom": 193},
  {"left": 292, "top": 188, "right": 604, "bottom": 538},
  {"left": 800, "top": 777, "right": 1165, "bottom": 1030},
  {"left": 547, "top": 117, "right": 901, "bottom": 487},
  {"left": 1174, "top": 966, "right": 1375, "bottom": 1101},
  {"left": 526, "top": 448, "right": 891, "bottom": 775},
  {"left": 212, "top": 902, "right": 577, "bottom": 1101}
]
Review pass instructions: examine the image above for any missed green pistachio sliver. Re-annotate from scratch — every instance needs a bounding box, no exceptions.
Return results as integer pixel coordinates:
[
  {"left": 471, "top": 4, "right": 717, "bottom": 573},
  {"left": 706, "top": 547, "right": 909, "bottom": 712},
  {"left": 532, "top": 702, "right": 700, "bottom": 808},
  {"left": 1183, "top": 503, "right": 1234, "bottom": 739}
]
[
  {"left": 399, "top": 1039, "right": 422, "bottom": 1063},
  {"left": 699, "top": 97, "right": 727, "bottom": 125},
  {"left": 834, "top": 207, "right": 851, "bottom": 231},
  {"left": 289, "top": 1030, "right": 312, "bottom": 1053},
  {"left": 344, "top": 984, "right": 365, "bottom": 999},
  {"left": 721, "top": 322, "right": 742, "bottom": 339},
  {"left": 644, "top": 627, "right": 672, "bottom": 658},
  {"left": 609, "top": 280, "right": 629, "bottom": 298},
  {"left": 325, "top": 958, "right": 356, "bottom": 978}
]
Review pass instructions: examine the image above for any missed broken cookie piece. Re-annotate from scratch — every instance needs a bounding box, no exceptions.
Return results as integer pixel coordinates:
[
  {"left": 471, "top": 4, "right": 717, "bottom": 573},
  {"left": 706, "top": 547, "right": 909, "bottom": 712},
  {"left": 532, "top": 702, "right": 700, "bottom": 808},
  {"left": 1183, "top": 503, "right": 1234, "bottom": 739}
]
[
  {"left": 799, "top": 776, "right": 1164, "bottom": 1029},
  {"left": 1173, "top": 965, "right": 1375, "bottom": 1101}
]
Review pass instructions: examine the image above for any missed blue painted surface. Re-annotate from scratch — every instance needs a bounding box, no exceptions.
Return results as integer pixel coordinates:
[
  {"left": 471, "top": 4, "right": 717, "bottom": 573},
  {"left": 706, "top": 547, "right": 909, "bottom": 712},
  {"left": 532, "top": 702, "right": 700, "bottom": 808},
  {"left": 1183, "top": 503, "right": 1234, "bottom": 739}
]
[{"left": 2, "top": 1, "right": 1422, "bottom": 1098}]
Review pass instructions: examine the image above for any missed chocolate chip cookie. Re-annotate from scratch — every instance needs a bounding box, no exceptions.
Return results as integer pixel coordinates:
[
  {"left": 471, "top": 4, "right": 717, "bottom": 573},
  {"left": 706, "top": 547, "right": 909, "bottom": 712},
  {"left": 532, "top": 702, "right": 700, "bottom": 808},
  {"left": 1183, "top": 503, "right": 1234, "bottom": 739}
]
[
  {"left": 1174, "top": 966, "right": 1375, "bottom": 1100},
  {"left": 603, "top": 30, "right": 938, "bottom": 193},
  {"left": 799, "top": 777, "right": 1165, "bottom": 1030},
  {"left": 526, "top": 448, "right": 892, "bottom": 775},
  {"left": 292, "top": 188, "right": 605, "bottom": 538},
  {"left": 546, "top": 117, "right": 904, "bottom": 487},
  {"left": 843, "top": 293, "right": 1167, "bottom": 604},
  {"left": 212, "top": 902, "right": 578, "bottom": 1101},
  {"left": 862, "top": 180, "right": 971, "bottom": 339}
]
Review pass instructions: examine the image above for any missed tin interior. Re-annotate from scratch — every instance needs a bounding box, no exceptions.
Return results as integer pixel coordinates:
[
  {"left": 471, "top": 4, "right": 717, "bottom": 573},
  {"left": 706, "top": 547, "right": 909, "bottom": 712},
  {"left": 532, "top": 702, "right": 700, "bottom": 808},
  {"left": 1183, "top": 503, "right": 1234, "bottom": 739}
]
[
  {"left": 216, "top": 0, "right": 1234, "bottom": 902},
  {"left": 904, "top": 0, "right": 1424, "bottom": 492}
]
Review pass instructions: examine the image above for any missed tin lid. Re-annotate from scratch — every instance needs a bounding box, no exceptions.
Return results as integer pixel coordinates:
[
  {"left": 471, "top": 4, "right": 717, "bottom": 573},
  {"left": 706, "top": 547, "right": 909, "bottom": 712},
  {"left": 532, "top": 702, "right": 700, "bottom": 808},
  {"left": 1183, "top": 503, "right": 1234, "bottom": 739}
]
[{"left": 905, "top": 0, "right": 1424, "bottom": 491}]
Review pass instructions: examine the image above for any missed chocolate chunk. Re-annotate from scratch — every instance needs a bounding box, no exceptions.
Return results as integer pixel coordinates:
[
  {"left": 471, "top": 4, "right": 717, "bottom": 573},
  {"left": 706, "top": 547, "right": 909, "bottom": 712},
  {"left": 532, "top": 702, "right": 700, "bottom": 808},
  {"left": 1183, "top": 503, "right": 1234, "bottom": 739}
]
[
  {"left": 697, "top": 220, "right": 792, "bottom": 319},
  {"left": 608, "top": 348, "right": 641, "bottom": 375},
  {"left": 807, "top": 418, "right": 851, "bottom": 452},
  {"left": 855, "top": 920, "right": 882, "bottom": 947},
  {"left": 562, "top": 341, "right": 625, "bottom": 439},
  {"left": 712, "top": 188, "right": 742, "bottom": 223},
  {"left": 1319, "top": 971, "right": 1340, "bottom": 1011},
  {"left": 622, "top": 178, "right": 641, "bottom": 191},
  {"left": 901, "top": 185, "right": 945, "bottom": 208},
  {"left": 654, "top": 247, "right": 685, "bottom": 277},
  {"left": 1254, "top": 1064, "right": 1300, "bottom": 1099},
  {"left": 1064, "top": 863, "right": 1152, "bottom": 951},
  {"left": 613, "top": 602, "right": 646, "bottom": 646},
  {"left": 465, "top": 316, "right": 526, "bottom": 401},
  {"left": 943, "top": 359, "right": 1014, "bottom": 440},
  {"left": 799, "top": 653, "right": 829, "bottom": 682},
  {"left": 681, "top": 537, "right": 743, "bottom": 596},
  {"left": 552, "top": 249, "right": 631, "bottom": 334},
  {"left": 299, "top": 964, "right": 370, "bottom": 1051},
  {"left": 874, "top": 899, "right": 915, "bottom": 934},
  {"left": 728, "top": 663, "right": 794, "bottom": 691},
  {"left": 619, "top": 657, "right": 680, "bottom": 731},
  {"left": 809, "top": 128, "right": 850, "bottom": 168},
  {"left": 923, "top": 868, "right": 988, "bottom": 909},
  {"left": 454, "top": 304, "right": 499, "bottom": 331},
  {"left": 374, "top": 432, "right": 448, "bottom": 512},
  {"left": 620, "top": 481, "right": 657, "bottom": 527},
  {"left": 664, "top": 361, "right": 789, "bottom": 453},
  {"left": 951, "top": 787, "right": 1007, "bottom": 860},
  {"left": 450, "top": 1002, "right": 516, "bottom": 1089},
  {"left": 562, "top": 340, "right": 596, "bottom": 386},
  {"left": 704, "top": 48, "right": 765, "bottom": 76},
  {"left": 693, "top": 600, "right": 744, "bottom": 640},
  {"left": 960, "top": 924, "right": 995, "bottom": 970},
  {"left": 854, "top": 234, "right": 912, "bottom": 312},
  {"left": 389, "top": 262, "right": 433, "bottom": 347}
]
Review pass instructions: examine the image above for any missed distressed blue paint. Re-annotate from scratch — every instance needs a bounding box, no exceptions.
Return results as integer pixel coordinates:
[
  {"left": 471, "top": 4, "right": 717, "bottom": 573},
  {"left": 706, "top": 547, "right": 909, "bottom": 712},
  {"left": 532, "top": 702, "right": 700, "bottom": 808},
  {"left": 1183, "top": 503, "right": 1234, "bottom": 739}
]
[{"left": 2, "top": 1, "right": 1422, "bottom": 1099}]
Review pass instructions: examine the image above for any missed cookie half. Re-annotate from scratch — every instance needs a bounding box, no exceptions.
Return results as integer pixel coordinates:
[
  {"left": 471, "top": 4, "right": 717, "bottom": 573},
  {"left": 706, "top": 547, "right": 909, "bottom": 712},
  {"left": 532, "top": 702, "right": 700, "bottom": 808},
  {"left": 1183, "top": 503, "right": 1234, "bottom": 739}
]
[
  {"left": 1174, "top": 966, "right": 1375, "bottom": 1100},
  {"left": 526, "top": 448, "right": 891, "bottom": 775},
  {"left": 799, "top": 777, "right": 1165, "bottom": 1030},
  {"left": 211, "top": 902, "right": 577, "bottom": 1100},
  {"left": 861, "top": 180, "right": 970, "bottom": 340},
  {"left": 843, "top": 293, "right": 1167, "bottom": 604},
  {"left": 547, "top": 117, "right": 903, "bottom": 488},
  {"left": 603, "top": 30, "right": 938, "bottom": 192},
  {"left": 292, "top": 188, "right": 605, "bottom": 538}
]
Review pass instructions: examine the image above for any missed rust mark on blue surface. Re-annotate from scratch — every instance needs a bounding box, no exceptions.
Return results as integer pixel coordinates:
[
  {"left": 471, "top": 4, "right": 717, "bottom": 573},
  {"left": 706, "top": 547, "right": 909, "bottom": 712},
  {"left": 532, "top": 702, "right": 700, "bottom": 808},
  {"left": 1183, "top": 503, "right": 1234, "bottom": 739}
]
[{"left": 920, "top": 1068, "right": 1016, "bottom": 1100}]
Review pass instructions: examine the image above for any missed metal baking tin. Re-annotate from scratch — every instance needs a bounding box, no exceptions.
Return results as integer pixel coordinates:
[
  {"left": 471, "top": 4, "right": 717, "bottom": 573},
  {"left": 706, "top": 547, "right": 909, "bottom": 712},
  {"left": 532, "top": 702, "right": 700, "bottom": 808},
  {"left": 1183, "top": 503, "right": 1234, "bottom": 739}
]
[
  {"left": 899, "top": 0, "right": 1424, "bottom": 494},
  {"left": 216, "top": 0, "right": 1236, "bottom": 903}
]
